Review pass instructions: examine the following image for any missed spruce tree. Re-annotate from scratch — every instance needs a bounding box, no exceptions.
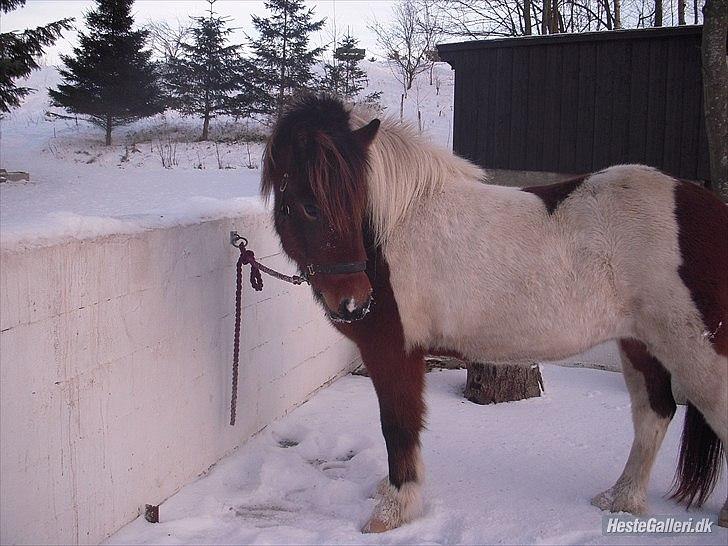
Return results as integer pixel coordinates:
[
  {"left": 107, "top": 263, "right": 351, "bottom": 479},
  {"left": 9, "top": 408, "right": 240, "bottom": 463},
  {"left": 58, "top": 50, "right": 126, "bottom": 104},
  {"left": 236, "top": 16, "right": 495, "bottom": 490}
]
[
  {"left": 167, "top": 0, "right": 256, "bottom": 141},
  {"left": 0, "top": 0, "right": 73, "bottom": 113},
  {"left": 49, "top": 0, "right": 164, "bottom": 145},
  {"left": 321, "top": 33, "right": 367, "bottom": 101},
  {"left": 249, "top": 0, "right": 325, "bottom": 117}
]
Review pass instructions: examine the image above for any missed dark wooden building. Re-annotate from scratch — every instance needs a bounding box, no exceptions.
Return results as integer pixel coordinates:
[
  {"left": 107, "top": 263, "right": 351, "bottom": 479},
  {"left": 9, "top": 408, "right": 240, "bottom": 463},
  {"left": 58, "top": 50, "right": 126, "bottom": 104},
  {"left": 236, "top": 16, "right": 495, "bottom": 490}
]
[{"left": 437, "top": 26, "right": 709, "bottom": 182}]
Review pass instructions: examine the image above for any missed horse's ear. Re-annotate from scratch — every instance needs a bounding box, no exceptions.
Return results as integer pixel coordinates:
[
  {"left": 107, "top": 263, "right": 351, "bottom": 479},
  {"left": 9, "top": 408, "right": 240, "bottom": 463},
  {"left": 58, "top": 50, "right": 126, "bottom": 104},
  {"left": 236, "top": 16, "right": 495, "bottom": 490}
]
[{"left": 353, "top": 119, "right": 380, "bottom": 148}]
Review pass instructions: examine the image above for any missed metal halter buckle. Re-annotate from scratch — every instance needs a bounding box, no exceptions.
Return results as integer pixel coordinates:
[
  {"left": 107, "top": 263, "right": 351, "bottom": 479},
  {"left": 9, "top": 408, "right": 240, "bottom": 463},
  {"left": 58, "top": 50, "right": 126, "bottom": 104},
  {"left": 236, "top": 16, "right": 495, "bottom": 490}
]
[{"left": 279, "top": 173, "right": 289, "bottom": 193}]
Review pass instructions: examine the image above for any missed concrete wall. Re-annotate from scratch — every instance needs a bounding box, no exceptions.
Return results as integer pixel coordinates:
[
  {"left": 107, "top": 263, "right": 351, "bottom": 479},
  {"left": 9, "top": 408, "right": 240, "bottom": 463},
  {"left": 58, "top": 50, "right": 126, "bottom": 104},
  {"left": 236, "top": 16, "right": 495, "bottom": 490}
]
[{"left": 0, "top": 212, "right": 359, "bottom": 545}]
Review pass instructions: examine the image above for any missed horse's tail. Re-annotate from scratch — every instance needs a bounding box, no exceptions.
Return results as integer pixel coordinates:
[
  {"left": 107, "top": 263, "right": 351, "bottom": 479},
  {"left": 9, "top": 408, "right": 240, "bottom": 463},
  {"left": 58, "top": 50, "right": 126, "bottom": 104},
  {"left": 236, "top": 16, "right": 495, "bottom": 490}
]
[{"left": 669, "top": 402, "right": 724, "bottom": 508}]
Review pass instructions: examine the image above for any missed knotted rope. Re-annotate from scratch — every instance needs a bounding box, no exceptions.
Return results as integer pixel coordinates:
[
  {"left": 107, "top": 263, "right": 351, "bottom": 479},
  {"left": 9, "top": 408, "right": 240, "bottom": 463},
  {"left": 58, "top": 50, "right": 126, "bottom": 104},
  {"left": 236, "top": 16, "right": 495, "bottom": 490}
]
[{"left": 229, "top": 233, "right": 308, "bottom": 426}]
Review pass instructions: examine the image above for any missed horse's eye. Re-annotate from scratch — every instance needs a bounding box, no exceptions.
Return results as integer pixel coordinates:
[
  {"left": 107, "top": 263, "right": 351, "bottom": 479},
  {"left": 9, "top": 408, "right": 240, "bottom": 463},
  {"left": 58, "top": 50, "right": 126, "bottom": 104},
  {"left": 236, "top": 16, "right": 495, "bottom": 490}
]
[{"left": 302, "top": 203, "right": 320, "bottom": 220}]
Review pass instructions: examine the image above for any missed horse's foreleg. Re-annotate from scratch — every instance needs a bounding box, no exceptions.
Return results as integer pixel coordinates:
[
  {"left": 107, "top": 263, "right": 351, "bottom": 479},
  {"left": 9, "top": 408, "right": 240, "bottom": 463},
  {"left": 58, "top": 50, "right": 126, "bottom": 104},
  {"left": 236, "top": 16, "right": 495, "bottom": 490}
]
[
  {"left": 592, "top": 339, "right": 676, "bottom": 515},
  {"left": 362, "top": 349, "right": 426, "bottom": 533}
]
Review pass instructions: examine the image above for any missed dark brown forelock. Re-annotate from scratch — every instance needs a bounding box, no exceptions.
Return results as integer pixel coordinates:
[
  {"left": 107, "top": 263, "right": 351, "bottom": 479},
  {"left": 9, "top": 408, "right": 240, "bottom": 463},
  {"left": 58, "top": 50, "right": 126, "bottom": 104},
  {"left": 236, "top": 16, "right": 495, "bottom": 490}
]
[{"left": 261, "top": 95, "right": 369, "bottom": 234}]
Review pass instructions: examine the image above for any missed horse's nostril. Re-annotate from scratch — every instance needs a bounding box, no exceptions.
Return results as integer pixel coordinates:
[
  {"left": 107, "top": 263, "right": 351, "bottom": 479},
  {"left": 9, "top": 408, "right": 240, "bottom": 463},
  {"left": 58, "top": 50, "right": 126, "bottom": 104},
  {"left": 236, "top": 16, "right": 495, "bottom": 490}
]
[
  {"left": 329, "top": 297, "right": 372, "bottom": 324},
  {"left": 342, "top": 298, "right": 358, "bottom": 315},
  {"left": 338, "top": 299, "right": 358, "bottom": 321}
]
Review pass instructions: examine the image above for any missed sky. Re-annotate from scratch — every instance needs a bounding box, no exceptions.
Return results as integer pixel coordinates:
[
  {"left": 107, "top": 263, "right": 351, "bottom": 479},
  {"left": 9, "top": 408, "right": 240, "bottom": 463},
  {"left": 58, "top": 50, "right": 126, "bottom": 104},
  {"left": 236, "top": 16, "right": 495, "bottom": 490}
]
[{"left": 1, "top": 0, "right": 397, "bottom": 64}]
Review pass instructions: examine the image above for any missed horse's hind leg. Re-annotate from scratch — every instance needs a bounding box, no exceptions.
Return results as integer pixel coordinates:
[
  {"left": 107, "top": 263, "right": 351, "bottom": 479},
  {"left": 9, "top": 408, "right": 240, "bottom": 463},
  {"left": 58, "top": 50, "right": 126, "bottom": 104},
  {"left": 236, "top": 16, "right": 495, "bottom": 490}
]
[{"left": 592, "top": 339, "right": 676, "bottom": 515}]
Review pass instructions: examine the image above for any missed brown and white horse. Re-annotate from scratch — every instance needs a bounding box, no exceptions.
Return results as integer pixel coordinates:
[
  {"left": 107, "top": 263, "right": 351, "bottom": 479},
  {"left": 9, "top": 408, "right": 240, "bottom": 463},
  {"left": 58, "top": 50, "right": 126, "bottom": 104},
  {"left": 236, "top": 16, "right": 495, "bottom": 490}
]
[{"left": 261, "top": 95, "right": 728, "bottom": 533}]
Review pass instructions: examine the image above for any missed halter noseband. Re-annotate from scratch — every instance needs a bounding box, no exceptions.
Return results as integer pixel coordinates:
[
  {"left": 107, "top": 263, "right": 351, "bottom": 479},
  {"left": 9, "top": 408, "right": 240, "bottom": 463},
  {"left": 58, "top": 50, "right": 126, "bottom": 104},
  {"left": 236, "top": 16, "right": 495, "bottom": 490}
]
[{"left": 304, "top": 261, "right": 367, "bottom": 279}]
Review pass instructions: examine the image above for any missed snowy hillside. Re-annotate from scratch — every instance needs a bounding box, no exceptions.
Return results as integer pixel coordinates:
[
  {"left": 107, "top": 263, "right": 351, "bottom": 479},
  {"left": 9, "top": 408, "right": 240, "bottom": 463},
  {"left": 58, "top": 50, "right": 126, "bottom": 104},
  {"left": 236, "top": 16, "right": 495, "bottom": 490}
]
[{"left": 0, "top": 62, "right": 454, "bottom": 250}]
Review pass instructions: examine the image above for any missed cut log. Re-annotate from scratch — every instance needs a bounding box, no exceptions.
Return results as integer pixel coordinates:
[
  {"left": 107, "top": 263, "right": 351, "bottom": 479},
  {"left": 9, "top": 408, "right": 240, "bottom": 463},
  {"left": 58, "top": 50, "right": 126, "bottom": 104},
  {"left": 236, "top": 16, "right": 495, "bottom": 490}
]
[{"left": 464, "top": 361, "right": 543, "bottom": 404}]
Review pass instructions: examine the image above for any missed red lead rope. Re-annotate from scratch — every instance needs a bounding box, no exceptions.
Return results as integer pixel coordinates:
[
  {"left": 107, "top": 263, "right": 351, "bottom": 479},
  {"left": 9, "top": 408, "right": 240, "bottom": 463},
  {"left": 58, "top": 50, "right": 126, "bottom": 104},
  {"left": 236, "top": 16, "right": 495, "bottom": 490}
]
[{"left": 229, "top": 234, "right": 308, "bottom": 426}]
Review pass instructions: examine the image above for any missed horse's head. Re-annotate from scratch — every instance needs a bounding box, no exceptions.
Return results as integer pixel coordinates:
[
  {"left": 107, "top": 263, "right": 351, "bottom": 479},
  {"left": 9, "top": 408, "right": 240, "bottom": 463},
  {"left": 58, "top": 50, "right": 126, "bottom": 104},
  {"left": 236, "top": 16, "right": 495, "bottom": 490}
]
[{"left": 261, "top": 96, "right": 380, "bottom": 323}]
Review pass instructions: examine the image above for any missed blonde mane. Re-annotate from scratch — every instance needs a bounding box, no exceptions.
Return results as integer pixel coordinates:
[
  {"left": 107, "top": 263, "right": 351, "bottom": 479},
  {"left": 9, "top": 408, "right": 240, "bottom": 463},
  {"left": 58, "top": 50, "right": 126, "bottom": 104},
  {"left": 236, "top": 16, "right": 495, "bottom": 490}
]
[{"left": 351, "top": 111, "right": 486, "bottom": 246}]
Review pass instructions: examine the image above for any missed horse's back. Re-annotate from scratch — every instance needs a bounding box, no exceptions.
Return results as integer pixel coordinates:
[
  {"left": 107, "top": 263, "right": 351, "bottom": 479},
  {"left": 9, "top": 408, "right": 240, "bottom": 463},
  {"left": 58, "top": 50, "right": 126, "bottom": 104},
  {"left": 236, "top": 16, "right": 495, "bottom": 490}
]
[{"left": 572, "top": 165, "right": 727, "bottom": 354}]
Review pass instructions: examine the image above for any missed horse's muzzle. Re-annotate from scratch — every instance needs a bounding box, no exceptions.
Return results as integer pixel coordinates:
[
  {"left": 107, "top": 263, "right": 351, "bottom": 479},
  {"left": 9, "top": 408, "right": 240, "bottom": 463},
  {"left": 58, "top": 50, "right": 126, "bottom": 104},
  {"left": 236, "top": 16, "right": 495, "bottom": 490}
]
[{"left": 327, "top": 295, "right": 373, "bottom": 324}]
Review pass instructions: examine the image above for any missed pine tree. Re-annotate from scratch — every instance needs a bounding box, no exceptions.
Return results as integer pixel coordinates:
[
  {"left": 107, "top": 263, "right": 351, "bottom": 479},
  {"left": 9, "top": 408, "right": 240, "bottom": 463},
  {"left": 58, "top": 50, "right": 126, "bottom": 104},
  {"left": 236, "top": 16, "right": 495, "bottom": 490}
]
[
  {"left": 167, "top": 0, "right": 256, "bottom": 141},
  {"left": 249, "top": 0, "right": 325, "bottom": 117},
  {"left": 49, "top": 0, "right": 165, "bottom": 145},
  {"left": 0, "top": 0, "right": 73, "bottom": 113},
  {"left": 321, "top": 33, "right": 367, "bottom": 101}
]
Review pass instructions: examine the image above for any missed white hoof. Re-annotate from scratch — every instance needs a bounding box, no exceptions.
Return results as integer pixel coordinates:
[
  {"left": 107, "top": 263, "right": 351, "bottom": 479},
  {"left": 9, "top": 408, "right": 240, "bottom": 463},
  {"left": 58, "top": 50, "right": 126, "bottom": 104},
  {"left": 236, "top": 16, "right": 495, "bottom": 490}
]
[
  {"left": 362, "top": 480, "right": 423, "bottom": 533},
  {"left": 591, "top": 487, "right": 646, "bottom": 516}
]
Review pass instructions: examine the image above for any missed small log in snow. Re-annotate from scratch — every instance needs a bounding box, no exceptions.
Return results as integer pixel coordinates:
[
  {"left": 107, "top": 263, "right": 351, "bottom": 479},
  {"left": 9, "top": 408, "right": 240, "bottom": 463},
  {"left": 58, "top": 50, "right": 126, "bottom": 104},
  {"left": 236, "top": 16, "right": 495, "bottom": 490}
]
[
  {"left": 464, "top": 361, "right": 543, "bottom": 404},
  {"left": 0, "top": 170, "right": 30, "bottom": 183}
]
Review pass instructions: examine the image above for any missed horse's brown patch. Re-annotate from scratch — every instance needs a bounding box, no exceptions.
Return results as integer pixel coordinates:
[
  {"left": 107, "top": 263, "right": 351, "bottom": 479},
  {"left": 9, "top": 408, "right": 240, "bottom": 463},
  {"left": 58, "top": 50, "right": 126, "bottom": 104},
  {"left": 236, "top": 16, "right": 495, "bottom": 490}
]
[
  {"left": 265, "top": 96, "right": 423, "bottom": 490},
  {"left": 521, "top": 175, "right": 587, "bottom": 214},
  {"left": 619, "top": 339, "right": 676, "bottom": 419},
  {"left": 335, "top": 235, "right": 426, "bottom": 488},
  {"left": 674, "top": 180, "right": 728, "bottom": 356},
  {"left": 671, "top": 180, "right": 727, "bottom": 509}
]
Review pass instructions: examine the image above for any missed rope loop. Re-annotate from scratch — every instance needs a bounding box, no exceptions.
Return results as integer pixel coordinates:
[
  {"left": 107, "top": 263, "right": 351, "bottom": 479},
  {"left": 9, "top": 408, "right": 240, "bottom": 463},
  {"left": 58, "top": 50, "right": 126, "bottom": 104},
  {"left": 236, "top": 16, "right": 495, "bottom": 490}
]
[
  {"left": 229, "top": 234, "right": 306, "bottom": 425},
  {"left": 228, "top": 231, "right": 364, "bottom": 425},
  {"left": 241, "top": 248, "right": 264, "bottom": 292}
]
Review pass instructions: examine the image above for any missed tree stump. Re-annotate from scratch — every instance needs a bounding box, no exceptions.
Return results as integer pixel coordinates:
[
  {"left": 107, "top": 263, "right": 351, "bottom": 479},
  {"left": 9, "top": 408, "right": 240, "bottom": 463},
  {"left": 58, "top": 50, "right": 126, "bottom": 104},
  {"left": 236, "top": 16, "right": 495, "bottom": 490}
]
[{"left": 464, "top": 361, "right": 544, "bottom": 404}]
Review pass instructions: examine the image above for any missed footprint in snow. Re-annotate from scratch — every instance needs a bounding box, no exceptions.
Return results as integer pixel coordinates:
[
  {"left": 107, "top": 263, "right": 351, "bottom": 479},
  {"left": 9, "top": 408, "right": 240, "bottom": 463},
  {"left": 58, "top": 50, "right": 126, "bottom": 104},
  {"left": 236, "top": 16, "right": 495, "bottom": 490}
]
[{"left": 231, "top": 504, "right": 297, "bottom": 528}]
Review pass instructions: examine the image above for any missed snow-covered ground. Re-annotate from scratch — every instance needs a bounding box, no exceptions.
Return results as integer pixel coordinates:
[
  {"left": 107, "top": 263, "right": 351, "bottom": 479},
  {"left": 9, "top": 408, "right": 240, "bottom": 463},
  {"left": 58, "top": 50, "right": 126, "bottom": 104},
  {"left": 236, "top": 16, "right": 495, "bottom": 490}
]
[
  {"left": 0, "top": 61, "right": 454, "bottom": 250},
  {"left": 107, "top": 366, "right": 727, "bottom": 545}
]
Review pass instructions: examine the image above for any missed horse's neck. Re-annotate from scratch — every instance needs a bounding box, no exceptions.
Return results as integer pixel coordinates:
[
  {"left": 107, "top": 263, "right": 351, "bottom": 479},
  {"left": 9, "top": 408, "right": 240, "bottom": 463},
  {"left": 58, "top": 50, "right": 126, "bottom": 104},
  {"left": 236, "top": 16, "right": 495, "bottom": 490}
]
[{"left": 367, "top": 123, "right": 486, "bottom": 245}]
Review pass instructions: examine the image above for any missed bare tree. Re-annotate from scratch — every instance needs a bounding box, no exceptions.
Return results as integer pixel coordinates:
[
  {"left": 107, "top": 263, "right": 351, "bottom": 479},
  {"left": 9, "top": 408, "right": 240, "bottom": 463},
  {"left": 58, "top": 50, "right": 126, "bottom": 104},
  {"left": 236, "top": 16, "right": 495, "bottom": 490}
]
[
  {"left": 436, "top": 0, "right": 552, "bottom": 36},
  {"left": 145, "top": 19, "right": 192, "bottom": 67},
  {"left": 701, "top": 0, "right": 728, "bottom": 201},
  {"left": 655, "top": 0, "right": 664, "bottom": 25},
  {"left": 417, "top": 0, "right": 445, "bottom": 84},
  {"left": 678, "top": 0, "right": 686, "bottom": 23},
  {"left": 370, "top": 0, "right": 444, "bottom": 95},
  {"left": 524, "top": 0, "right": 534, "bottom": 33},
  {"left": 614, "top": 0, "right": 622, "bottom": 26},
  {"left": 434, "top": 0, "right": 694, "bottom": 37}
]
